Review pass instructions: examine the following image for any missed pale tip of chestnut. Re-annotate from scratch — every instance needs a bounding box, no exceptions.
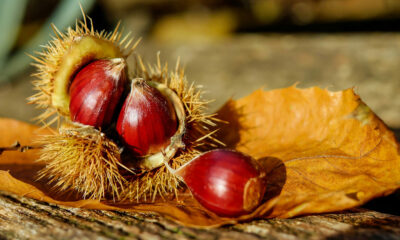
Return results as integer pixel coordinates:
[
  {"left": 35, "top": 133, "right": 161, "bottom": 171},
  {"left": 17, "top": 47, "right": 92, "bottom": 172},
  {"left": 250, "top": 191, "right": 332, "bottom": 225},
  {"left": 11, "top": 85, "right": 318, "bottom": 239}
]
[
  {"left": 106, "top": 58, "right": 126, "bottom": 80},
  {"left": 243, "top": 174, "right": 266, "bottom": 212}
]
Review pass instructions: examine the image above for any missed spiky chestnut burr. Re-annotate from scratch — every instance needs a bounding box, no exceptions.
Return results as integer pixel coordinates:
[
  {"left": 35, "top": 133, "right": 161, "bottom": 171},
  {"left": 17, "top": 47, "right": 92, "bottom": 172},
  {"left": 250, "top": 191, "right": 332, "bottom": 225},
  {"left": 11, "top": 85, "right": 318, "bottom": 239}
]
[
  {"left": 164, "top": 149, "right": 266, "bottom": 217},
  {"left": 69, "top": 58, "right": 126, "bottom": 128},
  {"left": 30, "top": 12, "right": 223, "bottom": 201},
  {"left": 119, "top": 58, "right": 225, "bottom": 201},
  {"left": 30, "top": 14, "right": 140, "bottom": 200},
  {"left": 36, "top": 124, "right": 128, "bottom": 200},
  {"left": 28, "top": 16, "right": 139, "bottom": 125}
]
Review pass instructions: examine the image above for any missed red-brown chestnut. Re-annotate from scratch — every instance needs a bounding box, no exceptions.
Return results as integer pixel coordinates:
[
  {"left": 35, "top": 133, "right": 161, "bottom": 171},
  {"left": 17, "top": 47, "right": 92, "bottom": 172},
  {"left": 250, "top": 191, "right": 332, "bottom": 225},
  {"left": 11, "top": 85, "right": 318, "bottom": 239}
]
[
  {"left": 164, "top": 149, "right": 266, "bottom": 217},
  {"left": 69, "top": 58, "right": 126, "bottom": 128},
  {"left": 117, "top": 79, "right": 186, "bottom": 170}
]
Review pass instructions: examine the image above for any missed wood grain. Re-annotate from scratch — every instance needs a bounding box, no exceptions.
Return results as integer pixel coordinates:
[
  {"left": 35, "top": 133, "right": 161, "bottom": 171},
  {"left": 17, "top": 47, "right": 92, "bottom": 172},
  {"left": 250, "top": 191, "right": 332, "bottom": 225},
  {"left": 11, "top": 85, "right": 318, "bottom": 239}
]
[{"left": 1, "top": 190, "right": 400, "bottom": 240}]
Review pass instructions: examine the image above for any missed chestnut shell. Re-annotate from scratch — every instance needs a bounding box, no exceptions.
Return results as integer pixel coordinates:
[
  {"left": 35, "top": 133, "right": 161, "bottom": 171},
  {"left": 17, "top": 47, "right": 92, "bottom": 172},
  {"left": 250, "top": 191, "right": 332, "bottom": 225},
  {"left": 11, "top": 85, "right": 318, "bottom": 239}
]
[
  {"left": 116, "top": 79, "right": 178, "bottom": 156},
  {"left": 179, "top": 149, "right": 266, "bottom": 217},
  {"left": 69, "top": 58, "right": 126, "bottom": 128}
]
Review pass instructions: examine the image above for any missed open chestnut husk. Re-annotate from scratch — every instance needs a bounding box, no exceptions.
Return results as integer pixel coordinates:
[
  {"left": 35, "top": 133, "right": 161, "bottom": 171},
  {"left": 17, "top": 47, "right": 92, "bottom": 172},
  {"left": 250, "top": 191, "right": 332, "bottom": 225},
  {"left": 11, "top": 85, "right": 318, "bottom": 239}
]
[{"left": 30, "top": 13, "right": 223, "bottom": 201}]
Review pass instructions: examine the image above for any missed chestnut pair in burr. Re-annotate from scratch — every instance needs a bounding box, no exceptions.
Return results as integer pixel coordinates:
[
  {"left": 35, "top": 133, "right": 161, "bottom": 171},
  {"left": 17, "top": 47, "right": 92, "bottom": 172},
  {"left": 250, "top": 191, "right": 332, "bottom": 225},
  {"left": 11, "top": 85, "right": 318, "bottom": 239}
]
[{"left": 69, "top": 58, "right": 177, "bottom": 158}]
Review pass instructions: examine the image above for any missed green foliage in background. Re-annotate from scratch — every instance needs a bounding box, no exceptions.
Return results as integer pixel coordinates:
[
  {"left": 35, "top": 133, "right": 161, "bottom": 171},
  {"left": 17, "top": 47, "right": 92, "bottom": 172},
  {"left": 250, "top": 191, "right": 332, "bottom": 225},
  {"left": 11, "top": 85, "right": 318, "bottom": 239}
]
[{"left": 0, "top": 0, "right": 95, "bottom": 84}]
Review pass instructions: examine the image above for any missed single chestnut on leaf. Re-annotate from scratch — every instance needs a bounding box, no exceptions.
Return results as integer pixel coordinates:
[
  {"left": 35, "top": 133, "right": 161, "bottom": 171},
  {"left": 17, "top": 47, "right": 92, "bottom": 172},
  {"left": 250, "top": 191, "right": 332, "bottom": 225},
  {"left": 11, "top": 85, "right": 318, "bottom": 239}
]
[{"left": 164, "top": 149, "right": 267, "bottom": 217}]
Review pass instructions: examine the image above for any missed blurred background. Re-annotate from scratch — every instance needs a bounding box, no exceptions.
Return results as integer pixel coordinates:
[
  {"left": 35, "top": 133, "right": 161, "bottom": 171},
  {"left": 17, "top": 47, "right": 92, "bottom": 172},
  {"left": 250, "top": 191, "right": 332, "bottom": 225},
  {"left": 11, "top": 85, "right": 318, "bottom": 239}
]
[{"left": 0, "top": 0, "right": 399, "bottom": 129}]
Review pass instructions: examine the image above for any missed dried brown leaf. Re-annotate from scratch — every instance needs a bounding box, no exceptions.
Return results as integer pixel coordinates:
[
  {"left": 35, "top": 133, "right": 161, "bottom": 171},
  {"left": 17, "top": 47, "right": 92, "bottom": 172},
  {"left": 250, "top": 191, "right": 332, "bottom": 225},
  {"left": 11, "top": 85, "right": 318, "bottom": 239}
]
[{"left": 216, "top": 87, "right": 400, "bottom": 219}]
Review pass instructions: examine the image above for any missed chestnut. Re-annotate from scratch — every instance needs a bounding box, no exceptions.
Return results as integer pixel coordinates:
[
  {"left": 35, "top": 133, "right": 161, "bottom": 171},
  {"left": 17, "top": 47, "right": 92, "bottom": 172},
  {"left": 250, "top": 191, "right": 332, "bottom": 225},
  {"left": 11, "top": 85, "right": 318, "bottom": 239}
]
[
  {"left": 117, "top": 79, "right": 177, "bottom": 156},
  {"left": 69, "top": 58, "right": 126, "bottom": 128},
  {"left": 164, "top": 149, "right": 266, "bottom": 217}
]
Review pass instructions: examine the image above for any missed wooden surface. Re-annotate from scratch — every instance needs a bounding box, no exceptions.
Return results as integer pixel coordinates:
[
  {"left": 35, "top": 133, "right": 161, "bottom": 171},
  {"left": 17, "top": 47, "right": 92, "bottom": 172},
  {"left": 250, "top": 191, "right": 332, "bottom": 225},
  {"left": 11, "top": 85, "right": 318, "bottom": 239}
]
[{"left": 0, "top": 190, "right": 399, "bottom": 240}]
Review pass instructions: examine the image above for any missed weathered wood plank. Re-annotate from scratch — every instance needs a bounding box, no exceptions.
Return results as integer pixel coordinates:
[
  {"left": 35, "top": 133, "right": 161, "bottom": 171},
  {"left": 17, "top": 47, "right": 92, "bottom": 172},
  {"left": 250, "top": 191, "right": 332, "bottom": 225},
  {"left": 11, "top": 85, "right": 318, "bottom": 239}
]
[{"left": 1, "top": 190, "right": 400, "bottom": 240}]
